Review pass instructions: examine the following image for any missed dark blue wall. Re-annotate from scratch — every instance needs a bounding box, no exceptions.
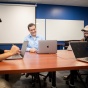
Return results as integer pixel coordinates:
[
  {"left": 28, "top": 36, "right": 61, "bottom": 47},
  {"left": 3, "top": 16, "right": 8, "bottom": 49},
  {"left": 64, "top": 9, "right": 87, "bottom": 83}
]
[
  {"left": 0, "top": 3, "right": 88, "bottom": 50},
  {"left": 0, "top": 44, "right": 22, "bottom": 50},
  {"left": 36, "top": 4, "right": 88, "bottom": 26}
]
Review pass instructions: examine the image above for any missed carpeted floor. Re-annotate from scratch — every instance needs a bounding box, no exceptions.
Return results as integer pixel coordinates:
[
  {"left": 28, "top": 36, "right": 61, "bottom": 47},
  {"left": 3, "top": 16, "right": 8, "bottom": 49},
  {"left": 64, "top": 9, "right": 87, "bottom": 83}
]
[{"left": 8, "top": 70, "right": 88, "bottom": 88}]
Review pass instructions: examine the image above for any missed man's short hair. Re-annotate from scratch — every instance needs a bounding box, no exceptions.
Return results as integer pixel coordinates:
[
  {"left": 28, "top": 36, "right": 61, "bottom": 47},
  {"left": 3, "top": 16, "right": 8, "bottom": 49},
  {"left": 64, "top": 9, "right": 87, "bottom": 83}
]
[{"left": 28, "top": 23, "right": 35, "bottom": 30}]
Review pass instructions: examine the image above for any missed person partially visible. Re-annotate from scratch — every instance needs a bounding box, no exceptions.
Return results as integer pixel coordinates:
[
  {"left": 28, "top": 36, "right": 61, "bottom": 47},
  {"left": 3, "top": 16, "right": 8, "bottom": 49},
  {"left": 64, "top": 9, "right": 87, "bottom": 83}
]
[
  {"left": 23, "top": 23, "right": 45, "bottom": 78},
  {"left": 81, "top": 25, "right": 88, "bottom": 41},
  {"left": 0, "top": 45, "right": 20, "bottom": 88},
  {"left": 63, "top": 25, "right": 88, "bottom": 80},
  {"left": 0, "top": 45, "right": 20, "bottom": 61},
  {"left": 24, "top": 23, "right": 44, "bottom": 53},
  {"left": 0, "top": 78, "right": 11, "bottom": 88}
]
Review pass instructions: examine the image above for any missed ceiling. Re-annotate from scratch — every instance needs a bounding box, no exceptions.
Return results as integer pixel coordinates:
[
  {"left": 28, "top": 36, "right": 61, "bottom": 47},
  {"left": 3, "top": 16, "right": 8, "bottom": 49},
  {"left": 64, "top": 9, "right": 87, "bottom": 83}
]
[{"left": 0, "top": 0, "right": 88, "bottom": 7}]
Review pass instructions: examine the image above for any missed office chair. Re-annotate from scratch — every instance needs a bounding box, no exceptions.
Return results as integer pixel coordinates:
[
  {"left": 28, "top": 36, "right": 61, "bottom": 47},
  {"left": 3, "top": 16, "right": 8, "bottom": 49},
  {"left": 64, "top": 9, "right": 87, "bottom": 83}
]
[
  {"left": 64, "top": 41, "right": 69, "bottom": 50},
  {"left": 25, "top": 73, "right": 42, "bottom": 88},
  {"left": 65, "top": 70, "right": 88, "bottom": 88},
  {"left": 43, "top": 72, "right": 52, "bottom": 82},
  {"left": 25, "top": 72, "right": 52, "bottom": 87},
  {"left": 86, "top": 75, "right": 88, "bottom": 86}
]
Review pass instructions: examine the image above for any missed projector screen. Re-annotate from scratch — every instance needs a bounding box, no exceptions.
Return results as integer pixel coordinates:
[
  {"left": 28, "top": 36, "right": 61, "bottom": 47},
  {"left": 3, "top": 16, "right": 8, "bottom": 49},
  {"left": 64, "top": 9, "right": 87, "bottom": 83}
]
[{"left": 0, "top": 4, "right": 35, "bottom": 43}]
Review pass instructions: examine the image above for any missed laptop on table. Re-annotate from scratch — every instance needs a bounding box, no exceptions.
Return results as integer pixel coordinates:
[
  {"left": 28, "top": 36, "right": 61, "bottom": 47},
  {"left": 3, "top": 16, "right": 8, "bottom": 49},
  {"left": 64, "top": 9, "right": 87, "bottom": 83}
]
[
  {"left": 70, "top": 41, "right": 88, "bottom": 62},
  {"left": 37, "top": 40, "right": 57, "bottom": 54},
  {"left": 6, "top": 41, "right": 28, "bottom": 60}
]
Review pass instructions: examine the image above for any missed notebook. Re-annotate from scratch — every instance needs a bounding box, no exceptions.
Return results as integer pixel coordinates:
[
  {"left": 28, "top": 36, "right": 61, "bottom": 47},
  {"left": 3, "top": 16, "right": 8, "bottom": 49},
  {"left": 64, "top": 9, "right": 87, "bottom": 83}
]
[
  {"left": 6, "top": 41, "right": 28, "bottom": 60},
  {"left": 37, "top": 40, "right": 57, "bottom": 54},
  {"left": 70, "top": 41, "right": 88, "bottom": 62}
]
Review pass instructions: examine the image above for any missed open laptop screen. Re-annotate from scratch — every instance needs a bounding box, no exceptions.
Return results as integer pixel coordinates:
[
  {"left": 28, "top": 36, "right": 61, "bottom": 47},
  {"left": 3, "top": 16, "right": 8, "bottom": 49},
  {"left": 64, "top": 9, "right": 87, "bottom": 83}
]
[
  {"left": 70, "top": 41, "right": 88, "bottom": 58},
  {"left": 6, "top": 41, "right": 28, "bottom": 60}
]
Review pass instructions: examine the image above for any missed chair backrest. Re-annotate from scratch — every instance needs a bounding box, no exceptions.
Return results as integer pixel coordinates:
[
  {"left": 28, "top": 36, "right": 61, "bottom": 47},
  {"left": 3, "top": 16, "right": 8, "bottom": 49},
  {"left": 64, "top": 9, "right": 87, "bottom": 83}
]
[
  {"left": 64, "top": 40, "right": 81, "bottom": 50},
  {"left": 64, "top": 41, "right": 69, "bottom": 49}
]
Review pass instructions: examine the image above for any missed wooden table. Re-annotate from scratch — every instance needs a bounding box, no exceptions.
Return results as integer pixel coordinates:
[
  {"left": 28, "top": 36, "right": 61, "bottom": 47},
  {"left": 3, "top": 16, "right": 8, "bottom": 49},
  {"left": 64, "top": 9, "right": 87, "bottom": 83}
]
[
  {"left": 57, "top": 50, "right": 88, "bottom": 88},
  {"left": 57, "top": 50, "right": 88, "bottom": 70},
  {"left": 0, "top": 51, "right": 88, "bottom": 88}
]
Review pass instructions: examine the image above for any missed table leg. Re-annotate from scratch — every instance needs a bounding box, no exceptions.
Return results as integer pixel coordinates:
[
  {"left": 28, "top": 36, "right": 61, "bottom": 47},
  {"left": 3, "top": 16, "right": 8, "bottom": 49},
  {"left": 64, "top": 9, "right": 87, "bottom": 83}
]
[
  {"left": 69, "top": 70, "right": 76, "bottom": 88},
  {"left": 4, "top": 74, "right": 9, "bottom": 81},
  {"left": 51, "top": 71, "right": 57, "bottom": 88}
]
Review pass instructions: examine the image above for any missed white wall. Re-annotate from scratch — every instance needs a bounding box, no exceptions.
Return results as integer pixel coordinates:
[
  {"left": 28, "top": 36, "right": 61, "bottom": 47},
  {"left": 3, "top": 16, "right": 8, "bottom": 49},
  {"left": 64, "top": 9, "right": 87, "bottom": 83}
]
[
  {"left": 0, "top": 4, "right": 35, "bottom": 43},
  {"left": 0, "top": 4, "right": 84, "bottom": 43},
  {"left": 46, "top": 19, "right": 84, "bottom": 40},
  {"left": 36, "top": 19, "right": 45, "bottom": 39}
]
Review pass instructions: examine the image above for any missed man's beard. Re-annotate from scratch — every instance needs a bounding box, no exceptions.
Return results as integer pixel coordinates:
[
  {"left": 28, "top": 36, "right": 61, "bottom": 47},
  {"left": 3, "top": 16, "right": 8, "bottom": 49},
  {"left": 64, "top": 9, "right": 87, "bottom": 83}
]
[{"left": 85, "top": 36, "right": 88, "bottom": 41}]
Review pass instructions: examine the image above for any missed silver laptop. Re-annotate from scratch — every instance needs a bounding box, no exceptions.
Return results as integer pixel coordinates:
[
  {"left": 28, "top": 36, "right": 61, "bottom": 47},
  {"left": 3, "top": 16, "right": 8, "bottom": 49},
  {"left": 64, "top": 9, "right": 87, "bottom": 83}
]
[
  {"left": 37, "top": 40, "right": 57, "bottom": 54},
  {"left": 6, "top": 41, "right": 28, "bottom": 60},
  {"left": 70, "top": 41, "right": 88, "bottom": 62}
]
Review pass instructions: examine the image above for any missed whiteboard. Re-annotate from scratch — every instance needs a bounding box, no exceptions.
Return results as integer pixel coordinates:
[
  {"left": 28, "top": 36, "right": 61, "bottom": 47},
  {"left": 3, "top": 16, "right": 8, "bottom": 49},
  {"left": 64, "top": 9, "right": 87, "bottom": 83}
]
[
  {"left": 46, "top": 19, "right": 84, "bottom": 41},
  {"left": 36, "top": 19, "right": 45, "bottom": 39},
  {"left": 0, "top": 4, "right": 35, "bottom": 43}
]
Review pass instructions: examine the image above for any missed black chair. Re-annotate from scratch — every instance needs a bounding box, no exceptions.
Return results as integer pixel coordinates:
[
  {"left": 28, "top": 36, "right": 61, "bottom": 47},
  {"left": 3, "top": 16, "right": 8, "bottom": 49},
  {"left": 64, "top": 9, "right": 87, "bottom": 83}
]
[
  {"left": 86, "top": 75, "right": 88, "bottom": 86},
  {"left": 25, "top": 72, "right": 52, "bottom": 87},
  {"left": 25, "top": 73, "right": 42, "bottom": 88},
  {"left": 64, "top": 41, "right": 69, "bottom": 50},
  {"left": 65, "top": 70, "right": 88, "bottom": 88}
]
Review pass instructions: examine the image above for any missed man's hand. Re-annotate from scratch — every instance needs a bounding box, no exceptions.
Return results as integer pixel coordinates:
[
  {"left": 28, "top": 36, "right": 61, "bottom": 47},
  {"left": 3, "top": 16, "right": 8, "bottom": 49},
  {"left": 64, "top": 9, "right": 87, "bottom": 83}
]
[
  {"left": 30, "top": 48, "right": 37, "bottom": 53},
  {"left": 10, "top": 45, "right": 20, "bottom": 55}
]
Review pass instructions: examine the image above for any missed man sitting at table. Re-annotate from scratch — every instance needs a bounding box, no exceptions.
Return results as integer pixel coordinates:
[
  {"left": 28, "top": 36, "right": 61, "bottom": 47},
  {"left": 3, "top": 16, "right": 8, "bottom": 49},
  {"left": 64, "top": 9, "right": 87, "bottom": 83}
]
[
  {"left": 24, "top": 23, "right": 44, "bottom": 53},
  {"left": 64, "top": 25, "right": 88, "bottom": 81},
  {"left": 23, "top": 23, "right": 47, "bottom": 84}
]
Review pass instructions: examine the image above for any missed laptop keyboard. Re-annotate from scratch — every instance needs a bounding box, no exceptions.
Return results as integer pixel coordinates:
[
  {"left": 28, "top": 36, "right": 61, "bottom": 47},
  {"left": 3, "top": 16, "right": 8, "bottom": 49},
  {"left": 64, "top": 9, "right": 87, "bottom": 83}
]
[
  {"left": 7, "top": 54, "right": 22, "bottom": 59},
  {"left": 80, "top": 57, "right": 88, "bottom": 61},
  {"left": 84, "top": 57, "right": 88, "bottom": 60},
  {"left": 12, "top": 54, "right": 22, "bottom": 58}
]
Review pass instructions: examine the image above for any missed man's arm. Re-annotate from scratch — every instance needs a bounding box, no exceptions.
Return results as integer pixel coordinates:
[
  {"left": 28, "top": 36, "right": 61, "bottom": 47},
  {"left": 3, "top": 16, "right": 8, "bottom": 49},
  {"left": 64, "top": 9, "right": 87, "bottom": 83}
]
[
  {"left": 0, "top": 45, "right": 20, "bottom": 61},
  {"left": 24, "top": 37, "right": 31, "bottom": 52},
  {"left": 4, "top": 50, "right": 10, "bottom": 53},
  {"left": 26, "top": 47, "right": 37, "bottom": 53},
  {"left": 0, "top": 52, "right": 13, "bottom": 61},
  {"left": 29, "top": 48, "right": 37, "bottom": 53}
]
